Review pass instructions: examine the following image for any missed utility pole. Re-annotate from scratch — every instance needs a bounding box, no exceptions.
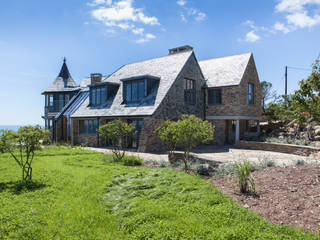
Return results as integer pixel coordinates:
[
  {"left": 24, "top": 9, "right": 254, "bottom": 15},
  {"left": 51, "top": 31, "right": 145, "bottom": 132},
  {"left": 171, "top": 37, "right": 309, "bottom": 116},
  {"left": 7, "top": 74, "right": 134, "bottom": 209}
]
[{"left": 285, "top": 66, "right": 288, "bottom": 97}]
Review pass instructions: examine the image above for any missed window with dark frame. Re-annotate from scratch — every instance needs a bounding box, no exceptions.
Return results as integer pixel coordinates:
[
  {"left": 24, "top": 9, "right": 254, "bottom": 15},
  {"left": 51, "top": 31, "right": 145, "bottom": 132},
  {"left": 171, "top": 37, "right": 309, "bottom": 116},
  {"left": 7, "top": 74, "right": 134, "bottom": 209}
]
[
  {"left": 208, "top": 89, "right": 222, "bottom": 105},
  {"left": 90, "top": 86, "right": 108, "bottom": 107},
  {"left": 124, "top": 80, "right": 146, "bottom": 103},
  {"left": 79, "top": 119, "right": 98, "bottom": 135},
  {"left": 248, "top": 83, "right": 255, "bottom": 105},
  {"left": 184, "top": 78, "right": 196, "bottom": 104}
]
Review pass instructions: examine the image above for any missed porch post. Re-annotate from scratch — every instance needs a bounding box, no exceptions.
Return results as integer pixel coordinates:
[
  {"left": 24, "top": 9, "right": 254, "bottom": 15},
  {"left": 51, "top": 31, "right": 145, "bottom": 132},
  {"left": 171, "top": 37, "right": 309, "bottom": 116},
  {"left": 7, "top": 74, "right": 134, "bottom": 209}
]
[{"left": 235, "top": 119, "right": 240, "bottom": 142}]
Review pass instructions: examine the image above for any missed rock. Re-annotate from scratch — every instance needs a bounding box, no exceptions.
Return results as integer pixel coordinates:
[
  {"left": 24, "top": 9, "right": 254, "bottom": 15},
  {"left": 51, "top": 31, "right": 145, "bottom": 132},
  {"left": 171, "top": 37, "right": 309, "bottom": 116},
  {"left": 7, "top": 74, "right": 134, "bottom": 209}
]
[
  {"left": 315, "top": 128, "right": 320, "bottom": 136},
  {"left": 314, "top": 125, "right": 320, "bottom": 131},
  {"left": 314, "top": 141, "right": 320, "bottom": 147},
  {"left": 279, "top": 135, "right": 284, "bottom": 139},
  {"left": 288, "top": 127, "right": 295, "bottom": 133},
  {"left": 197, "top": 164, "right": 212, "bottom": 176},
  {"left": 299, "top": 132, "right": 309, "bottom": 140},
  {"left": 307, "top": 117, "right": 314, "bottom": 123},
  {"left": 314, "top": 136, "right": 320, "bottom": 141},
  {"left": 286, "top": 119, "right": 297, "bottom": 128}
]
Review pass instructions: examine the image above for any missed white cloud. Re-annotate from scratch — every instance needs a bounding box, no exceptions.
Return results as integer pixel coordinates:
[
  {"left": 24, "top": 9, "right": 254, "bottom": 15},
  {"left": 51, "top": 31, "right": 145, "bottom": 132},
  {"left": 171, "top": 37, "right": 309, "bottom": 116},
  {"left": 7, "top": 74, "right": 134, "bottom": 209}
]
[
  {"left": 274, "top": 22, "right": 291, "bottom": 33},
  {"left": 89, "top": 0, "right": 159, "bottom": 43},
  {"left": 88, "top": 0, "right": 112, "bottom": 7},
  {"left": 195, "top": 12, "right": 206, "bottom": 21},
  {"left": 132, "top": 27, "right": 144, "bottom": 35},
  {"left": 176, "top": 2, "right": 206, "bottom": 22},
  {"left": 180, "top": 13, "right": 187, "bottom": 22},
  {"left": 276, "top": 0, "right": 320, "bottom": 13},
  {"left": 136, "top": 33, "right": 156, "bottom": 43},
  {"left": 286, "top": 11, "right": 320, "bottom": 27},
  {"left": 177, "top": 0, "right": 186, "bottom": 6},
  {"left": 274, "top": 0, "right": 320, "bottom": 32},
  {"left": 245, "top": 31, "right": 260, "bottom": 42}
]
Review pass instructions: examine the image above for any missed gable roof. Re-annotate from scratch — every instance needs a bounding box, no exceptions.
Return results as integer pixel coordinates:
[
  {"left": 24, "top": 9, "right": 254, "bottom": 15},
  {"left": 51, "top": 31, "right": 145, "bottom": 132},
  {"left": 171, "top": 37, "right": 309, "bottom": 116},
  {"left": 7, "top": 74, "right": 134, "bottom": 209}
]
[
  {"left": 199, "top": 52, "right": 252, "bottom": 88},
  {"left": 43, "top": 59, "right": 79, "bottom": 93},
  {"left": 71, "top": 50, "right": 193, "bottom": 118}
]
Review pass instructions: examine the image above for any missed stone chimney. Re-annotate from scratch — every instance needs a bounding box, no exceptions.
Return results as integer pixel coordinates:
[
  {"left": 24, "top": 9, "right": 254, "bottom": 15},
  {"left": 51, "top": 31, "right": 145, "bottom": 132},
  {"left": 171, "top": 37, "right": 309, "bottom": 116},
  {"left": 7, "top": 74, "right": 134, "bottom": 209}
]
[
  {"left": 169, "top": 45, "right": 193, "bottom": 55},
  {"left": 90, "top": 73, "right": 102, "bottom": 85}
]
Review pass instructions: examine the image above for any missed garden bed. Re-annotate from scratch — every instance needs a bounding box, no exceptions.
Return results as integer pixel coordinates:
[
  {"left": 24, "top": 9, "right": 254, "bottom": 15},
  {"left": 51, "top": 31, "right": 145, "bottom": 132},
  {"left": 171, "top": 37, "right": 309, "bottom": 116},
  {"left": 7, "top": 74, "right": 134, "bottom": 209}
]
[{"left": 211, "top": 165, "right": 320, "bottom": 232}]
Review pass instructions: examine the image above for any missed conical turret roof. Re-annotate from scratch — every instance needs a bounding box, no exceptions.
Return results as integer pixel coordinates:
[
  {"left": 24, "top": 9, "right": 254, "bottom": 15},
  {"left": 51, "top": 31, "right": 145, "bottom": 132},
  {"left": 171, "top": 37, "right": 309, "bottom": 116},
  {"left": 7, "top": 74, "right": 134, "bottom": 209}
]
[{"left": 43, "top": 58, "right": 79, "bottom": 93}]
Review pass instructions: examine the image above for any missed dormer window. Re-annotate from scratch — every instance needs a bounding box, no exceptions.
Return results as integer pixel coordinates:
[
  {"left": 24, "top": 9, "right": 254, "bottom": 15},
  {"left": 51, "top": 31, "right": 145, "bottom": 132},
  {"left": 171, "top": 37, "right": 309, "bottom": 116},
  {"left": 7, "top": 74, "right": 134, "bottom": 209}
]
[
  {"left": 90, "top": 83, "right": 118, "bottom": 107},
  {"left": 122, "top": 75, "right": 160, "bottom": 104},
  {"left": 125, "top": 80, "right": 145, "bottom": 103}
]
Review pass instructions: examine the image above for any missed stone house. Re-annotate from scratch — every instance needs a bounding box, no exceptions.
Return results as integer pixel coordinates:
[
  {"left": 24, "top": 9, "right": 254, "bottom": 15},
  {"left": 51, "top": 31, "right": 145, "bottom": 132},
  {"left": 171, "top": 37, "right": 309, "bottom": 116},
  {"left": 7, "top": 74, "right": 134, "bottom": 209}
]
[{"left": 42, "top": 46, "right": 261, "bottom": 152}]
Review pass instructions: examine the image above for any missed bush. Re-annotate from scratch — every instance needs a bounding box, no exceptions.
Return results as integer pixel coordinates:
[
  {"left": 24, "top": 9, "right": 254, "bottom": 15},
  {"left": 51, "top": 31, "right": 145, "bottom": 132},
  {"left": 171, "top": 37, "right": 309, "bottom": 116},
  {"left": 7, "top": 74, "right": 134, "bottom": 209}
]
[
  {"left": 236, "top": 161, "right": 255, "bottom": 194},
  {"left": 122, "top": 155, "right": 144, "bottom": 166}
]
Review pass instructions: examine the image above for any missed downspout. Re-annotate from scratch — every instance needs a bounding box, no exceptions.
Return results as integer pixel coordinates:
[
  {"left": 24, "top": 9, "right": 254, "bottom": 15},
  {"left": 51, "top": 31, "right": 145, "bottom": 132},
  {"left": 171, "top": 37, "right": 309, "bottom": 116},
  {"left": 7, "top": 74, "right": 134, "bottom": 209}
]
[{"left": 202, "top": 80, "right": 208, "bottom": 121}]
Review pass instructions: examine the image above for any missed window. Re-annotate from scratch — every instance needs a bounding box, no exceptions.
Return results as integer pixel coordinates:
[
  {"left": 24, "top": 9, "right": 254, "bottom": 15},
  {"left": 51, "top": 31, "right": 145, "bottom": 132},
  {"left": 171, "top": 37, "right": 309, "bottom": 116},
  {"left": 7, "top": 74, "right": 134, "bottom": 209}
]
[
  {"left": 124, "top": 80, "right": 145, "bottom": 103},
  {"left": 90, "top": 86, "right": 108, "bottom": 106},
  {"left": 128, "top": 119, "right": 143, "bottom": 148},
  {"left": 79, "top": 119, "right": 98, "bottom": 135},
  {"left": 208, "top": 89, "right": 222, "bottom": 105},
  {"left": 49, "top": 95, "right": 54, "bottom": 107},
  {"left": 184, "top": 78, "right": 196, "bottom": 104},
  {"left": 248, "top": 83, "right": 254, "bottom": 105}
]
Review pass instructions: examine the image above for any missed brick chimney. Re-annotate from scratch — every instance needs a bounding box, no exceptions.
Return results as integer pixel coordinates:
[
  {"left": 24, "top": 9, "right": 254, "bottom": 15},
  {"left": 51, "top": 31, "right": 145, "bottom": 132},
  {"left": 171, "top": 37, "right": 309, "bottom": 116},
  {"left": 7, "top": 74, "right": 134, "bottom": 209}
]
[
  {"left": 169, "top": 45, "right": 193, "bottom": 55},
  {"left": 90, "top": 73, "right": 102, "bottom": 85}
]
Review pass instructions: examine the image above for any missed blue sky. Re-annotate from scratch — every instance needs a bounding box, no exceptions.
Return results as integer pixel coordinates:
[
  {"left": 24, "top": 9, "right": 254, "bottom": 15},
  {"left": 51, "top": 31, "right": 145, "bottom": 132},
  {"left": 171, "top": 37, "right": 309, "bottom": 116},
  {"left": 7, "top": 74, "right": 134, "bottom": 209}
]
[{"left": 0, "top": 0, "right": 319, "bottom": 125}]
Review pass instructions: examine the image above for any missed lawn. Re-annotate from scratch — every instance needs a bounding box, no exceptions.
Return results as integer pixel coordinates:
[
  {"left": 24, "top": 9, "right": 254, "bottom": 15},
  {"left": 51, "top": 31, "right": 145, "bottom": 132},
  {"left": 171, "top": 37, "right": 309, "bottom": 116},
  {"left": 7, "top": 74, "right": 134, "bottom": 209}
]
[{"left": 0, "top": 147, "right": 319, "bottom": 239}]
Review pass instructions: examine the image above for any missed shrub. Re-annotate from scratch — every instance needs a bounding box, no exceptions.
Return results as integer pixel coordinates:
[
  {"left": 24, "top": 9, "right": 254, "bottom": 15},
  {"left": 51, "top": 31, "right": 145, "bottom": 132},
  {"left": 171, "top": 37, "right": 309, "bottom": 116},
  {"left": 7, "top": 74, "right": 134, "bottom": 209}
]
[
  {"left": 122, "top": 155, "right": 144, "bottom": 166},
  {"left": 236, "top": 161, "right": 255, "bottom": 194},
  {"left": 156, "top": 115, "right": 214, "bottom": 171}
]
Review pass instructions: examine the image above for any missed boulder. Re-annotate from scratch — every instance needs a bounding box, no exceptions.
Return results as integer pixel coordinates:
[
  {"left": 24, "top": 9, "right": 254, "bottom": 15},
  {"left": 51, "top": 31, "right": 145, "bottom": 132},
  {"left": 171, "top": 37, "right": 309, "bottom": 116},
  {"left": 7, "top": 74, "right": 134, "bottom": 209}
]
[
  {"left": 286, "top": 119, "right": 297, "bottom": 128},
  {"left": 197, "top": 164, "right": 212, "bottom": 176},
  {"left": 315, "top": 128, "right": 320, "bottom": 136},
  {"left": 314, "top": 142, "right": 320, "bottom": 148},
  {"left": 314, "top": 136, "right": 320, "bottom": 141}
]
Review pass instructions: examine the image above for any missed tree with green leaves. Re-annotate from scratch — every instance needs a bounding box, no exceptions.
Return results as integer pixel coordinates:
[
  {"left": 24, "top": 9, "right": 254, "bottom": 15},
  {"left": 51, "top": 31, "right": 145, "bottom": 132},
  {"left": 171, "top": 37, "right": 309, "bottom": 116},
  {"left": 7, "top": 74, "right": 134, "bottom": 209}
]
[
  {"left": 98, "top": 120, "right": 135, "bottom": 161},
  {"left": 156, "top": 115, "right": 214, "bottom": 171},
  {"left": 292, "top": 59, "right": 320, "bottom": 122},
  {"left": 155, "top": 120, "right": 179, "bottom": 164},
  {"left": 0, "top": 125, "right": 50, "bottom": 181},
  {"left": 260, "top": 81, "right": 276, "bottom": 113}
]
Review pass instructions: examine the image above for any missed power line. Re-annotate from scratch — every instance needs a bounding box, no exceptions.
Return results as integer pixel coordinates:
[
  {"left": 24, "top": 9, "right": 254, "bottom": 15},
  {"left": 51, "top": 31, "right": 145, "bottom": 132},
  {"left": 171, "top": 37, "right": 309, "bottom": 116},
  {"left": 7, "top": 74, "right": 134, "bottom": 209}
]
[{"left": 287, "top": 66, "right": 312, "bottom": 71}]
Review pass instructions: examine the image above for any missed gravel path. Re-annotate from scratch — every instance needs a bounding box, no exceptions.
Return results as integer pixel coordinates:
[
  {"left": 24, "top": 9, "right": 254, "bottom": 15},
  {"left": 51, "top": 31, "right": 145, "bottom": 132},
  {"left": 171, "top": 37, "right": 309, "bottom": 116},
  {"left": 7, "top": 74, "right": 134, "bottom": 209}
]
[{"left": 86, "top": 146, "right": 319, "bottom": 167}]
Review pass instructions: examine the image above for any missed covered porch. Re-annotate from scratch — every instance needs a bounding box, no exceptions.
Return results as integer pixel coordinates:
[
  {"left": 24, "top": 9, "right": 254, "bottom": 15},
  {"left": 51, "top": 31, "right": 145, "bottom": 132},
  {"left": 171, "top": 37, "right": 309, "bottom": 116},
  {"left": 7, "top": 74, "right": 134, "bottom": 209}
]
[{"left": 206, "top": 116, "right": 261, "bottom": 145}]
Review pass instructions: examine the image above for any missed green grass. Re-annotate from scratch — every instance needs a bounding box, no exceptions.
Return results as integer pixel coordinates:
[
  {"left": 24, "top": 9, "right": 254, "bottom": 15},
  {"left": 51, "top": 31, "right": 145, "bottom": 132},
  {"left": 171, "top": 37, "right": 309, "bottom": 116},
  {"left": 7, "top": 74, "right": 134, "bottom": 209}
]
[{"left": 0, "top": 146, "right": 319, "bottom": 239}]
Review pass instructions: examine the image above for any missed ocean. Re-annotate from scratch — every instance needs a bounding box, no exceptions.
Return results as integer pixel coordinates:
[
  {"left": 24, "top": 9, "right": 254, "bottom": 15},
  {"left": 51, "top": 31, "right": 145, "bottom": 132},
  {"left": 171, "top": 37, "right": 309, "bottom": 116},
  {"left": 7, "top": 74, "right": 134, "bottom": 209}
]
[{"left": 0, "top": 125, "right": 22, "bottom": 131}]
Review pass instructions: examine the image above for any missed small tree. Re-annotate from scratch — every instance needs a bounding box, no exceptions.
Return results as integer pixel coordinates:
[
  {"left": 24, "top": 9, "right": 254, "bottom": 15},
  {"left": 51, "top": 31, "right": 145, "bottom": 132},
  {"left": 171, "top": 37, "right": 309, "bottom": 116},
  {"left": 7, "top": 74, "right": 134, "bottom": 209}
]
[
  {"left": 292, "top": 59, "right": 320, "bottom": 122},
  {"left": 260, "top": 81, "right": 276, "bottom": 113},
  {"left": 155, "top": 120, "right": 179, "bottom": 164},
  {"left": 176, "top": 115, "right": 214, "bottom": 171},
  {"left": 98, "top": 120, "right": 135, "bottom": 161},
  {"left": 156, "top": 115, "right": 214, "bottom": 171},
  {"left": 0, "top": 125, "right": 50, "bottom": 181}
]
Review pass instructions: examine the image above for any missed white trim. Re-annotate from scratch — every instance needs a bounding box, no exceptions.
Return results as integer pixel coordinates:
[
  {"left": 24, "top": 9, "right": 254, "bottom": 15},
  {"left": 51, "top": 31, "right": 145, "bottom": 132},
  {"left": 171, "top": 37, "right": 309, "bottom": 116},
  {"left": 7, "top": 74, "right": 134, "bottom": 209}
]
[{"left": 206, "top": 115, "right": 261, "bottom": 120}]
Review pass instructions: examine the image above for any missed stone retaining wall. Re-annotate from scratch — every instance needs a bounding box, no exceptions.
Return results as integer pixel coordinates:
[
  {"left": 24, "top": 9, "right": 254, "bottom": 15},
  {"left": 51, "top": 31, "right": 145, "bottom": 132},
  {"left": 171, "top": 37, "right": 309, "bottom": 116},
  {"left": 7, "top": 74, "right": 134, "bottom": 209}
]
[{"left": 235, "top": 140, "right": 320, "bottom": 156}]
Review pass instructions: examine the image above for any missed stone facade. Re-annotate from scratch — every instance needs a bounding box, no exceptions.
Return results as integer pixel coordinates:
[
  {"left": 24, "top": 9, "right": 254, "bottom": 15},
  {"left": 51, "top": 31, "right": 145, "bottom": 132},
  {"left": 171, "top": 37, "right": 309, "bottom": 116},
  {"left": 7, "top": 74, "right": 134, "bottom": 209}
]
[
  {"left": 205, "top": 55, "right": 261, "bottom": 145},
  {"left": 154, "top": 53, "right": 205, "bottom": 120}
]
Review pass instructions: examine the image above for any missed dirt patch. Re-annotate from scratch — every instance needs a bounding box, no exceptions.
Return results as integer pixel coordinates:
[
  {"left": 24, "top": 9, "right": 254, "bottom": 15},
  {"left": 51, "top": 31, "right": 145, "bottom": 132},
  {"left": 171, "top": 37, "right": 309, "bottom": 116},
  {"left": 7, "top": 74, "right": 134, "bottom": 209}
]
[{"left": 211, "top": 165, "right": 320, "bottom": 232}]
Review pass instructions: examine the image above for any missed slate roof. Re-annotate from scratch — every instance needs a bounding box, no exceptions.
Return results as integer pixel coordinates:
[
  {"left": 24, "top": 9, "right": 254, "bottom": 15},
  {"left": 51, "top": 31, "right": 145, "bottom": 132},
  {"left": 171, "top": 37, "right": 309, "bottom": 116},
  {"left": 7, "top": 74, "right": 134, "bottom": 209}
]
[
  {"left": 71, "top": 50, "right": 193, "bottom": 118},
  {"left": 43, "top": 59, "right": 79, "bottom": 93},
  {"left": 199, "top": 52, "right": 252, "bottom": 88}
]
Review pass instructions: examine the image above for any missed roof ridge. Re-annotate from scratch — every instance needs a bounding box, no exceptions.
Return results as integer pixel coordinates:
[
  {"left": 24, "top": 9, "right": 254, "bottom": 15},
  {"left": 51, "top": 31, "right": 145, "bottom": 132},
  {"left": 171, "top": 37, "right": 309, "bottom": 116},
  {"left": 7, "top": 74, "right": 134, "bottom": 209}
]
[
  {"left": 199, "top": 52, "right": 252, "bottom": 62},
  {"left": 123, "top": 50, "right": 193, "bottom": 67}
]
